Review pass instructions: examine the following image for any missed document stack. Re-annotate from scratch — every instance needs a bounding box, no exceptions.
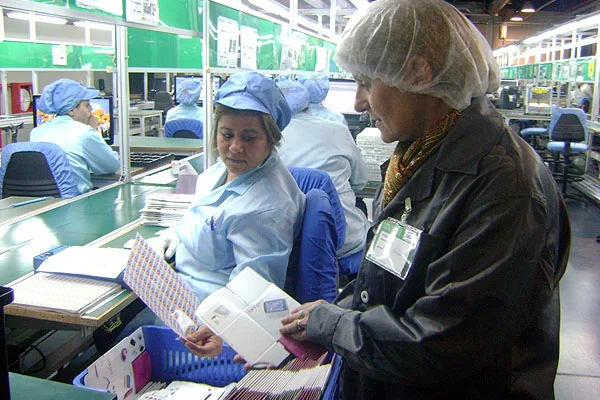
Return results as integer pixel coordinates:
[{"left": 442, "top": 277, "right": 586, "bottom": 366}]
[
  {"left": 140, "top": 193, "right": 194, "bottom": 227},
  {"left": 356, "top": 127, "right": 397, "bottom": 183}
]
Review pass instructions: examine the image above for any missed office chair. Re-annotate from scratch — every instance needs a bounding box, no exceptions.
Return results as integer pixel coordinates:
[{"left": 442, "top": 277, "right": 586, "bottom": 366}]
[
  {"left": 546, "top": 107, "right": 589, "bottom": 200},
  {"left": 285, "top": 188, "right": 338, "bottom": 304},
  {"left": 164, "top": 118, "right": 203, "bottom": 139},
  {"left": 0, "top": 142, "right": 78, "bottom": 199},
  {"left": 289, "top": 167, "right": 367, "bottom": 277},
  {"left": 153, "top": 91, "right": 174, "bottom": 121}
]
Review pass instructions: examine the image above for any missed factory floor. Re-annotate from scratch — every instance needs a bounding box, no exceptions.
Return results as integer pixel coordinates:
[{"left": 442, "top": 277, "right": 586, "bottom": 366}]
[{"left": 554, "top": 197, "right": 600, "bottom": 399}]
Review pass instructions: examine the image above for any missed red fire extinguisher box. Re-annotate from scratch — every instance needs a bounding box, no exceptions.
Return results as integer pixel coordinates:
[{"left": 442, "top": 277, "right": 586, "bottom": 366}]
[{"left": 9, "top": 82, "right": 34, "bottom": 114}]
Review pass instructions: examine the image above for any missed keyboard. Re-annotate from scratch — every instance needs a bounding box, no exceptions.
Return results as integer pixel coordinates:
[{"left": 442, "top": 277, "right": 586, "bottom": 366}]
[{"left": 130, "top": 152, "right": 175, "bottom": 169}]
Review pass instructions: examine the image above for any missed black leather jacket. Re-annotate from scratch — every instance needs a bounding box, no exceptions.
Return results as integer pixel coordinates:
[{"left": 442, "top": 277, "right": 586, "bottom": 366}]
[{"left": 306, "top": 97, "right": 570, "bottom": 399}]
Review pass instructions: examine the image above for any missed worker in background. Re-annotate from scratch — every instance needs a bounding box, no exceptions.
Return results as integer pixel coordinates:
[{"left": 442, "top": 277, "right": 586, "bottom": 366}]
[
  {"left": 29, "top": 78, "right": 119, "bottom": 195},
  {"left": 165, "top": 78, "right": 204, "bottom": 123},
  {"left": 186, "top": 1, "right": 571, "bottom": 398},
  {"left": 571, "top": 82, "right": 593, "bottom": 113},
  {"left": 276, "top": 78, "right": 369, "bottom": 277},
  {"left": 298, "top": 72, "right": 348, "bottom": 126}
]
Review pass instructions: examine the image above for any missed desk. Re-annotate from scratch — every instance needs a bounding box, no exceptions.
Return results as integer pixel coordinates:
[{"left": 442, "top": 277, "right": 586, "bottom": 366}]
[
  {"left": 115, "top": 109, "right": 163, "bottom": 136},
  {"left": 112, "top": 136, "right": 203, "bottom": 157},
  {"left": 9, "top": 372, "right": 116, "bottom": 399},
  {"left": 0, "top": 184, "right": 172, "bottom": 321},
  {"left": 0, "top": 196, "right": 63, "bottom": 226},
  {"left": 499, "top": 110, "right": 552, "bottom": 124}
]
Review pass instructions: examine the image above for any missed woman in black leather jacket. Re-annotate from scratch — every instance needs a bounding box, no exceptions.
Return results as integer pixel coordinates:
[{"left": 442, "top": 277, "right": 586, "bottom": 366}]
[{"left": 277, "top": 0, "right": 571, "bottom": 398}]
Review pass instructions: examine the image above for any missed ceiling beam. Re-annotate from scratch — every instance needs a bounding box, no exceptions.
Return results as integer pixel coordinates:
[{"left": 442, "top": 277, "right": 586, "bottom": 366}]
[{"left": 488, "top": 0, "right": 511, "bottom": 16}]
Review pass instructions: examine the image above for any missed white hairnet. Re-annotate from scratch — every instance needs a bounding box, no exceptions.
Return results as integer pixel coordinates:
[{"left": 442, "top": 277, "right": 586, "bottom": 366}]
[{"left": 334, "top": 0, "right": 499, "bottom": 111}]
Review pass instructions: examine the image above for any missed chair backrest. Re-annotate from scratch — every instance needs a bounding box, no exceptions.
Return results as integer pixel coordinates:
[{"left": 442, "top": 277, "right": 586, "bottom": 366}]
[
  {"left": 287, "top": 167, "right": 346, "bottom": 250},
  {"left": 0, "top": 142, "right": 78, "bottom": 199},
  {"left": 164, "top": 118, "right": 204, "bottom": 139},
  {"left": 285, "top": 188, "right": 338, "bottom": 304},
  {"left": 549, "top": 106, "right": 588, "bottom": 143},
  {"left": 154, "top": 91, "right": 174, "bottom": 118}
]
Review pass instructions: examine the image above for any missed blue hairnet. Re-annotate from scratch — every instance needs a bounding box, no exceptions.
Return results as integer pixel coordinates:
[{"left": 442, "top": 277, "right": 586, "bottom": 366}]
[
  {"left": 298, "top": 73, "right": 329, "bottom": 104},
  {"left": 216, "top": 71, "right": 292, "bottom": 131},
  {"left": 177, "top": 78, "right": 202, "bottom": 104},
  {"left": 39, "top": 78, "right": 99, "bottom": 116},
  {"left": 276, "top": 79, "right": 310, "bottom": 115}
]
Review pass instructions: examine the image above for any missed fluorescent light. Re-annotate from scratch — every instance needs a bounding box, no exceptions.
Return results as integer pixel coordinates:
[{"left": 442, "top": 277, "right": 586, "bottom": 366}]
[
  {"left": 73, "top": 20, "right": 114, "bottom": 31},
  {"left": 178, "top": 35, "right": 192, "bottom": 39},
  {"left": 7, "top": 12, "right": 67, "bottom": 25},
  {"left": 521, "top": 1, "right": 535, "bottom": 13},
  {"left": 510, "top": 13, "right": 523, "bottom": 22}
]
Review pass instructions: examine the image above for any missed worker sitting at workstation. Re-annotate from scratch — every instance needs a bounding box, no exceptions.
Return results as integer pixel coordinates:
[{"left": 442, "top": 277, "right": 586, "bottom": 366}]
[
  {"left": 101, "top": 72, "right": 305, "bottom": 348},
  {"left": 571, "top": 83, "right": 593, "bottom": 113},
  {"left": 165, "top": 78, "right": 204, "bottom": 123},
  {"left": 276, "top": 78, "right": 369, "bottom": 278},
  {"left": 29, "top": 78, "right": 120, "bottom": 196},
  {"left": 298, "top": 72, "right": 348, "bottom": 126}
]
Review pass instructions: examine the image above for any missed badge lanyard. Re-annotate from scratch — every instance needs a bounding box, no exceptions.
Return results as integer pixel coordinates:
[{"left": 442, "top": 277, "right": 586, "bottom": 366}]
[{"left": 366, "top": 198, "right": 422, "bottom": 280}]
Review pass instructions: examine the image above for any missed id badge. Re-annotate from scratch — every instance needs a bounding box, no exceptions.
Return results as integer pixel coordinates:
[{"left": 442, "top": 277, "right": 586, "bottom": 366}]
[{"left": 366, "top": 199, "right": 422, "bottom": 280}]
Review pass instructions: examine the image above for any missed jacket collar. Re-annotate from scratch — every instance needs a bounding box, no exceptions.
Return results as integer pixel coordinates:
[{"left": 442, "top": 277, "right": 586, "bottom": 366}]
[{"left": 379, "top": 97, "right": 506, "bottom": 214}]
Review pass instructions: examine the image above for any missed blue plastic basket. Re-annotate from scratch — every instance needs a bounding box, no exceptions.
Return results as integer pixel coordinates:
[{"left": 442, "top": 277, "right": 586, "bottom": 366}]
[
  {"left": 74, "top": 325, "right": 246, "bottom": 392},
  {"left": 74, "top": 325, "right": 342, "bottom": 399}
]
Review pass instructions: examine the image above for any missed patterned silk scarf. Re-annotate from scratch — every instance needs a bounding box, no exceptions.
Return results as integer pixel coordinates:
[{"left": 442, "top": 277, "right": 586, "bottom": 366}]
[{"left": 382, "top": 109, "right": 461, "bottom": 206}]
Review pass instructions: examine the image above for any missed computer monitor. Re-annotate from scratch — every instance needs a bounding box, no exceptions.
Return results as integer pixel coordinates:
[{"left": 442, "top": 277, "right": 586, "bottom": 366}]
[
  {"left": 173, "top": 75, "right": 222, "bottom": 106},
  {"left": 32, "top": 94, "right": 115, "bottom": 145},
  {"left": 322, "top": 79, "right": 358, "bottom": 115}
]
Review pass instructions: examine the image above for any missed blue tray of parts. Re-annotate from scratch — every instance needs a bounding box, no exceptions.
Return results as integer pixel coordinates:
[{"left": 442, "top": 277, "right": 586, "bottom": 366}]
[
  {"left": 130, "top": 152, "right": 175, "bottom": 169},
  {"left": 74, "top": 326, "right": 245, "bottom": 392},
  {"left": 74, "top": 325, "right": 341, "bottom": 399}
]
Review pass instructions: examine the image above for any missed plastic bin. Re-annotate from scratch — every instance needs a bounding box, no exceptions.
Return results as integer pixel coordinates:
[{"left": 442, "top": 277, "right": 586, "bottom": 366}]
[
  {"left": 74, "top": 325, "right": 341, "bottom": 399},
  {"left": 74, "top": 325, "right": 246, "bottom": 393}
]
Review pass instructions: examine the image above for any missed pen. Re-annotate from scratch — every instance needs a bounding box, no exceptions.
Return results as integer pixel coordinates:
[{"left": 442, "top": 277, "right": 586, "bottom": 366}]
[{"left": 11, "top": 197, "right": 50, "bottom": 207}]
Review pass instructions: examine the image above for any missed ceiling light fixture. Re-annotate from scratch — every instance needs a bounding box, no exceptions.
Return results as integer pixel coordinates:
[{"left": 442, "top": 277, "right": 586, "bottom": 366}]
[
  {"left": 7, "top": 11, "right": 67, "bottom": 25},
  {"left": 521, "top": 1, "right": 535, "bottom": 13},
  {"left": 510, "top": 12, "right": 523, "bottom": 22},
  {"left": 73, "top": 20, "right": 114, "bottom": 31}
]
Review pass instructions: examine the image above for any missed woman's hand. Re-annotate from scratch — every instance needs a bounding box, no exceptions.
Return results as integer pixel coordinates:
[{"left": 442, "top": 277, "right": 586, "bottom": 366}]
[
  {"left": 88, "top": 115, "right": 100, "bottom": 130},
  {"left": 279, "top": 300, "right": 327, "bottom": 340},
  {"left": 180, "top": 324, "right": 223, "bottom": 358}
]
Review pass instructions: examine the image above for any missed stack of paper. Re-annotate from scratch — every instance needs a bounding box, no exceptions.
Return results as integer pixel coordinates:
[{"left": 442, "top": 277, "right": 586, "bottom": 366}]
[
  {"left": 139, "top": 193, "right": 194, "bottom": 227},
  {"left": 9, "top": 273, "right": 122, "bottom": 315},
  {"left": 356, "top": 127, "right": 397, "bottom": 183}
]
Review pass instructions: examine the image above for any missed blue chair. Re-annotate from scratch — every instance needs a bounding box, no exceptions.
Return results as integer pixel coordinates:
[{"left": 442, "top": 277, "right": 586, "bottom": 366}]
[
  {"left": 546, "top": 107, "right": 589, "bottom": 199},
  {"left": 288, "top": 167, "right": 346, "bottom": 250},
  {"left": 286, "top": 167, "right": 343, "bottom": 303},
  {"left": 0, "top": 142, "right": 78, "bottom": 199},
  {"left": 520, "top": 126, "right": 548, "bottom": 155},
  {"left": 164, "top": 118, "right": 203, "bottom": 139}
]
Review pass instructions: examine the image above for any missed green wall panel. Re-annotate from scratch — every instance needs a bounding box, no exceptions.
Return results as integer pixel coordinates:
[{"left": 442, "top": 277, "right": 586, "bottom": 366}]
[
  {"left": 0, "top": 41, "right": 113, "bottom": 69},
  {"left": 128, "top": 28, "right": 202, "bottom": 68},
  {"left": 23, "top": 0, "right": 67, "bottom": 6},
  {"left": 240, "top": 12, "right": 283, "bottom": 70},
  {"left": 156, "top": 0, "right": 201, "bottom": 31}
]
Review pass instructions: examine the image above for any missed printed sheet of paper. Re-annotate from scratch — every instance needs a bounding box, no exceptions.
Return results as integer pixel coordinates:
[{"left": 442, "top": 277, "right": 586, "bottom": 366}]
[{"left": 124, "top": 234, "right": 201, "bottom": 336}]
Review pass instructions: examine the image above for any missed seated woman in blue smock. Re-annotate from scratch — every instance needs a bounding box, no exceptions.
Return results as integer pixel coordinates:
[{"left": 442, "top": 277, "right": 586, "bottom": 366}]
[
  {"left": 29, "top": 78, "right": 120, "bottom": 195},
  {"left": 298, "top": 72, "right": 347, "bottom": 126},
  {"left": 150, "top": 71, "right": 305, "bottom": 302},
  {"left": 165, "top": 78, "right": 204, "bottom": 123}
]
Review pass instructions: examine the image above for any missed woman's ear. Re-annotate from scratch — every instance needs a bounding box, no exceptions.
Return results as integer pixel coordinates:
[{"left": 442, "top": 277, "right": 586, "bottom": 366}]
[{"left": 406, "top": 56, "right": 433, "bottom": 86}]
